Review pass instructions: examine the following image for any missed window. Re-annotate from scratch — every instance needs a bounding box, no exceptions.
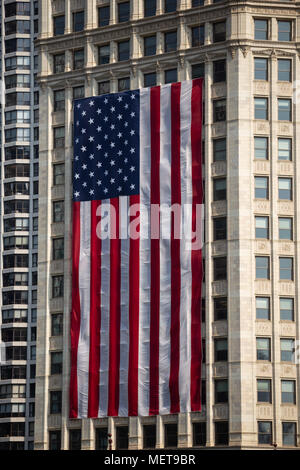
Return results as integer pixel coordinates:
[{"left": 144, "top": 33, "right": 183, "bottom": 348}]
[
  {"left": 5, "top": 2, "right": 31, "bottom": 17},
  {"left": 213, "top": 257, "right": 227, "bottom": 281},
  {"left": 254, "top": 58, "right": 268, "bottom": 80},
  {"left": 165, "top": 0, "right": 177, "bottom": 13},
  {"left": 255, "top": 176, "right": 268, "bottom": 199},
  {"left": 282, "top": 423, "right": 296, "bottom": 447},
  {"left": 98, "top": 6, "right": 110, "bottom": 27},
  {"left": 54, "top": 90, "right": 65, "bottom": 112},
  {"left": 213, "top": 178, "right": 226, "bottom": 201},
  {"left": 6, "top": 56, "right": 30, "bottom": 71},
  {"left": 281, "top": 380, "right": 295, "bottom": 404},
  {"left": 213, "top": 21, "right": 226, "bottom": 42},
  {"left": 116, "top": 426, "right": 129, "bottom": 450},
  {"left": 213, "top": 218, "right": 227, "bottom": 240},
  {"left": 213, "top": 60, "right": 226, "bottom": 83},
  {"left": 99, "top": 45, "right": 110, "bottom": 65},
  {"left": 215, "top": 422, "right": 228, "bottom": 446},
  {"left": 73, "top": 11, "right": 84, "bottom": 32},
  {"left": 193, "top": 423, "right": 206, "bottom": 447},
  {"left": 213, "top": 100, "right": 226, "bottom": 122},
  {"left": 255, "top": 98, "right": 268, "bottom": 120},
  {"left": 165, "top": 69, "right": 177, "bottom": 84},
  {"left": 96, "top": 428, "right": 108, "bottom": 450},
  {"left": 53, "top": 127, "right": 65, "bottom": 149},
  {"left": 49, "top": 431, "right": 61, "bottom": 451},
  {"left": 143, "top": 425, "right": 156, "bottom": 449},
  {"left": 213, "top": 139, "right": 226, "bottom": 161},
  {"left": 278, "top": 59, "right": 291, "bottom": 82},
  {"left": 192, "top": 63, "right": 204, "bottom": 79},
  {"left": 118, "top": 2, "right": 130, "bottom": 23},
  {"left": 51, "top": 352, "right": 63, "bottom": 375},
  {"left": 69, "top": 430, "right": 82, "bottom": 450},
  {"left": 258, "top": 422, "right": 272, "bottom": 445},
  {"left": 257, "top": 379, "right": 271, "bottom": 403},
  {"left": 6, "top": 92, "right": 30, "bottom": 106},
  {"left": 254, "top": 19, "right": 268, "bottom": 40},
  {"left": 144, "top": 0, "right": 156, "bottom": 17},
  {"left": 278, "top": 99, "right": 291, "bottom": 121},
  {"left": 50, "top": 391, "right": 62, "bottom": 414},
  {"left": 214, "top": 339, "right": 227, "bottom": 362},
  {"left": 192, "top": 25, "right": 204, "bottom": 47},
  {"left": 254, "top": 137, "right": 268, "bottom": 160},
  {"left": 53, "top": 53, "right": 65, "bottom": 74},
  {"left": 53, "top": 164, "right": 65, "bottom": 186},
  {"left": 51, "top": 314, "right": 63, "bottom": 337},
  {"left": 278, "top": 138, "right": 292, "bottom": 161},
  {"left": 279, "top": 218, "right": 292, "bottom": 241},
  {"left": 144, "top": 72, "right": 156, "bottom": 88},
  {"left": 256, "top": 257, "right": 269, "bottom": 279},
  {"left": 256, "top": 297, "right": 270, "bottom": 320},
  {"left": 73, "top": 49, "right": 84, "bottom": 70},
  {"left": 5, "top": 38, "right": 30, "bottom": 53},
  {"left": 52, "top": 276, "right": 64, "bottom": 298},
  {"left": 278, "top": 21, "right": 291, "bottom": 41},
  {"left": 164, "top": 424, "right": 177, "bottom": 448},
  {"left": 73, "top": 86, "right": 85, "bottom": 100},
  {"left": 278, "top": 178, "right": 292, "bottom": 200},
  {"left": 53, "top": 238, "right": 64, "bottom": 260},
  {"left": 98, "top": 81, "right": 110, "bottom": 95},
  {"left": 3, "top": 290, "right": 28, "bottom": 306},
  {"left": 255, "top": 216, "right": 269, "bottom": 239},
  {"left": 214, "top": 298, "right": 227, "bottom": 321},
  {"left": 144, "top": 35, "right": 156, "bottom": 56},
  {"left": 257, "top": 338, "right": 271, "bottom": 361},
  {"left": 280, "top": 298, "right": 294, "bottom": 321},
  {"left": 165, "top": 31, "right": 177, "bottom": 53},
  {"left": 53, "top": 15, "right": 65, "bottom": 36},
  {"left": 118, "top": 40, "right": 130, "bottom": 61},
  {"left": 53, "top": 201, "right": 64, "bottom": 223},
  {"left": 117, "top": 77, "right": 130, "bottom": 92},
  {"left": 280, "top": 339, "right": 294, "bottom": 362}
]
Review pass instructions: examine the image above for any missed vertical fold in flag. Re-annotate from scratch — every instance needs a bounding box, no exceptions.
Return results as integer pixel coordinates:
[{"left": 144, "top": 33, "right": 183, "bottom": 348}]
[{"left": 70, "top": 79, "right": 203, "bottom": 418}]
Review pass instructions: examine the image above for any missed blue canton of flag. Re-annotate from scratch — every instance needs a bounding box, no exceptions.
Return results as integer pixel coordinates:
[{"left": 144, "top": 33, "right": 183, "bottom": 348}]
[{"left": 73, "top": 90, "right": 140, "bottom": 201}]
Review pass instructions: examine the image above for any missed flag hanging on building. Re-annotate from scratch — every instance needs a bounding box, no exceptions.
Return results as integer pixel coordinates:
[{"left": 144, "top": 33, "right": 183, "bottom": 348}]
[{"left": 70, "top": 79, "right": 204, "bottom": 418}]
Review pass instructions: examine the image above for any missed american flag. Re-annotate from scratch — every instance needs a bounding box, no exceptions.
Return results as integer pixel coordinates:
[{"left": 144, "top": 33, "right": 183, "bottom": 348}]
[{"left": 70, "top": 79, "right": 203, "bottom": 418}]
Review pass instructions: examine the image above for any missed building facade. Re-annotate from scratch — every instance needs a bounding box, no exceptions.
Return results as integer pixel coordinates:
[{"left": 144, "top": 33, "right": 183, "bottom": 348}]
[
  {"left": 35, "top": 0, "right": 300, "bottom": 450},
  {"left": 0, "top": 0, "right": 39, "bottom": 451}
]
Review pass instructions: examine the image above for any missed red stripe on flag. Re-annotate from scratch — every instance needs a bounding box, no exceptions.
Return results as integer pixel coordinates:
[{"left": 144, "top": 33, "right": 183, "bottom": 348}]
[
  {"left": 149, "top": 86, "right": 161, "bottom": 416},
  {"left": 88, "top": 201, "right": 102, "bottom": 418},
  {"left": 128, "top": 194, "right": 140, "bottom": 416},
  {"left": 190, "top": 79, "right": 203, "bottom": 412},
  {"left": 108, "top": 197, "right": 121, "bottom": 416},
  {"left": 169, "top": 82, "right": 181, "bottom": 414},
  {"left": 70, "top": 202, "right": 81, "bottom": 419}
]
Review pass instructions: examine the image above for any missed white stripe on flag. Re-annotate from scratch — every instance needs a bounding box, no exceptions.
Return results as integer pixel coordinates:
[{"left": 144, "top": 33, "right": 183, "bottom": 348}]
[
  {"left": 77, "top": 200, "right": 91, "bottom": 418},
  {"left": 138, "top": 87, "right": 151, "bottom": 416},
  {"left": 99, "top": 200, "right": 111, "bottom": 417},
  {"left": 179, "top": 80, "right": 193, "bottom": 413},
  {"left": 159, "top": 84, "right": 172, "bottom": 414}
]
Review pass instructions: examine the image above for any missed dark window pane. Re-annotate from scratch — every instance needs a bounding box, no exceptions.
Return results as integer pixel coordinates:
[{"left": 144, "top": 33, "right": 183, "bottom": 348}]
[{"left": 164, "top": 424, "right": 178, "bottom": 448}]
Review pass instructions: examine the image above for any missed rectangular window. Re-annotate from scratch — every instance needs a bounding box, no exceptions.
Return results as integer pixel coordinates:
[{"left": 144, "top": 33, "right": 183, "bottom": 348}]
[
  {"left": 213, "top": 100, "right": 226, "bottom": 122},
  {"left": 96, "top": 428, "right": 108, "bottom": 450},
  {"left": 215, "top": 380, "right": 228, "bottom": 403},
  {"left": 53, "top": 15, "right": 65, "bottom": 36},
  {"left": 214, "top": 339, "right": 228, "bottom": 362},
  {"left": 213, "top": 178, "right": 226, "bottom": 201},
  {"left": 214, "top": 297, "right": 227, "bottom": 321},
  {"left": 282, "top": 423, "right": 296, "bottom": 447},
  {"left": 192, "top": 63, "right": 204, "bottom": 79},
  {"left": 143, "top": 425, "right": 156, "bottom": 449},
  {"left": 257, "top": 379, "right": 271, "bottom": 403},
  {"left": 144, "top": 72, "right": 156, "bottom": 88},
  {"left": 69, "top": 430, "right": 81, "bottom": 451},
  {"left": 192, "top": 25, "right": 204, "bottom": 47},
  {"left": 98, "top": 45, "right": 110, "bottom": 65},
  {"left": 278, "top": 59, "right": 292, "bottom": 82},
  {"left": 116, "top": 426, "right": 129, "bottom": 450},
  {"left": 215, "top": 422, "right": 228, "bottom": 446},
  {"left": 278, "top": 138, "right": 292, "bottom": 161},
  {"left": 213, "top": 217, "right": 227, "bottom": 240},
  {"left": 256, "top": 297, "right": 270, "bottom": 320},
  {"left": 53, "top": 164, "right": 65, "bottom": 186},
  {"left": 73, "top": 49, "right": 84, "bottom": 70},
  {"left": 280, "top": 298, "right": 294, "bottom": 321},
  {"left": 255, "top": 216, "right": 269, "bottom": 239},
  {"left": 53, "top": 238, "right": 64, "bottom": 260},
  {"left": 144, "top": 35, "right": 156, "bottom": 56},
  {"left": 53, "top": 201, "right": 64, "bottom": 223},
  {"left": 278, "top": 99, "right": 292, "bottom": 121},
  {"left": 98, "top": 6, "right": 110, "bottom": 27},
  {"left": 53, "top": 53, "right": 65, "bottom": 74},
  {"left": 164, "top": 424, "right": 177, "bottom": 448},
  {"left": 213, "top": 60, "right": 226, "bottom": 83},
  {"left": 118, "top": 2, "right": 130, "bottom": 23},
  {"left": 254, "top": 137, "right": 268, "bottom": 160},
  {"left": 254, "top": 58, "right": 268, "bottom": 80},
  {"left": 193, "top": 422, "right": 206, "bottom": 447},
  {"left": 280, "top": 338, "right": 294, "bottom": 362},
  {"left": 52, "top": 275, "right": 64, "bottom": 298},
  {"left": 255, "top": 176, "right": 268, "bottom": 199},
  {"left": 165, "top": 69, "right": 177, "bottom": 84},
  {"left": 255, "top": 97, "right": 268, "bottom": 120},
  {"left": 165, "top": 31, "right": 177, "bottom": 53},
  {"left": 73, "top": 11, "right": 84, "bottom": 32},
  {"left": 118, "top": 77, "right": 130, "bottom": 92},
  {"left": 256, "top": 338, "right": 271, "bottom": 361},
  {"left": 98, "top": 81, "right": 110, "bottom": 95},
  {"left": 278, "top": 178, "right": 292, "bottom": 200},
  {"left": 213, "top": 138, "right": 226, "bottom": 161},
  {"left": 50, "top": 391, "right": 62, "bottom": 414},
  {"left": 54, "top": 90, "right": 65, "bottom": 112},
  {"left": 118, "top": 40, "right": 130, "bottom": 61},
  {"left": 51, "top": 313, "right": 63, "bottom": 336},
  {"left": 213, "top": 257, "right": 227, "bottom": 281},
  {"left": 256, "top": 257, "right": 269, "bottom": 279},
  {"left": 281, "top": 380, "right": 295, "bottom": 404},
  {"left": 278, "top": 21, "right": 291, "bottom": 41},
  {"left": 49, "top": 431, "right": 61, "bottom": 451},
  {"left": 51, "top": 352, "right": 63, "bottom": 375},
  {"left": 254, "top": 19, "right": 268, "bottom": 40},
  {"left": 144, "top": 0, "right": 156, "bottom": 17},
  {"left": 258, "top": 422, "right": 272, "bottom": 445},
  {"left": 213, "top": 21, "right": 226, "bottom": 42},
  {"left": 279, "top": 218, "right": 292, "bottom": 241},
  {"left": 165, "top": 0, "right": 177, "bottom": 13}
]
